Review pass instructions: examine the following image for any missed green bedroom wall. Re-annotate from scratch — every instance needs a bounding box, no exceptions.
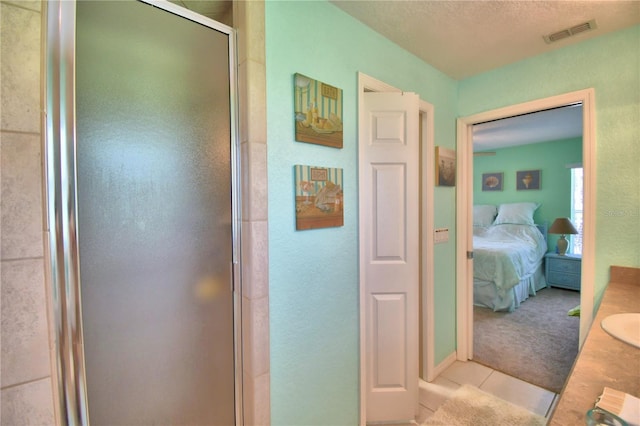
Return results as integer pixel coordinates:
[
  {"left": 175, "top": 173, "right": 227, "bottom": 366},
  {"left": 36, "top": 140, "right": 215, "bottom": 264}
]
[
  {"left": 459, "top": 24, "right": 640, "bottom": 309},
  {"left": 265, "top": 1, "right": 458, "bottom": 424},
  {"left": 474, "top": 137, "right": 583, "bottom": 251}
]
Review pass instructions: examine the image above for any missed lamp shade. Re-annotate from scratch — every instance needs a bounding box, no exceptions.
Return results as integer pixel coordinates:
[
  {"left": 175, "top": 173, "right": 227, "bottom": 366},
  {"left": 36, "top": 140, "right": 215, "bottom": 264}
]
[{"left": 548, "top": 217, "right": 578, "bottom": 235}]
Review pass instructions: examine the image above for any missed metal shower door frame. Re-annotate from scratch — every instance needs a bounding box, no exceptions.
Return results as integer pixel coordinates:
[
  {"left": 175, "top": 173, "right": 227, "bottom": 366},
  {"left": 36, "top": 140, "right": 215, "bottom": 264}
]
[{"left": 42, "top": 1, "right": 243, "bottom": 424}]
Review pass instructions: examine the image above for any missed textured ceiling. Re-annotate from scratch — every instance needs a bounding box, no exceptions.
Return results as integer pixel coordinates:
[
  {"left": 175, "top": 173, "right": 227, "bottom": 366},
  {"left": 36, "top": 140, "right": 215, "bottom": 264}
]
[
  {"left": 330, "top": 0, "right": 640, "bottom": 80},
  {"left": 473, "top": 105, "right": 583, "bottom": 152},
  {"left": 172, "top": 0, "right": 639, "bottom": 80},
  {"left": 169, "top": 0, "right": 637, "bottom": 149},
  {"left": 329, "top": 1, "right": 637, "bottom": 149}
]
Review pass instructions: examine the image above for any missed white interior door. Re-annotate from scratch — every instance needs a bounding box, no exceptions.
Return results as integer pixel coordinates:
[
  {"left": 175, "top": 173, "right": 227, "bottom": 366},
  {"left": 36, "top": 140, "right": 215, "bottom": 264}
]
[{"left": 361, "top": 92, "right": 419, "bottom": 423}]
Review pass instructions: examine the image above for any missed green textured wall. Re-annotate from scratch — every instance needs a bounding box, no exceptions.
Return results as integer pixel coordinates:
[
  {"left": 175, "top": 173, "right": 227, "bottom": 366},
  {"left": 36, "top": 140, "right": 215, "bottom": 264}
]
[
  {"left": 265, "top": 1, "right": 458, "bottom": 424},
  {"left": 474, "top": 137, "right": 583, "bottom": 249},
  {"left": 460, "top": 25, "right": 640, "bottom": 304},
  {"left": 265, "top": 5, "right": 638, "bottom": 423}
]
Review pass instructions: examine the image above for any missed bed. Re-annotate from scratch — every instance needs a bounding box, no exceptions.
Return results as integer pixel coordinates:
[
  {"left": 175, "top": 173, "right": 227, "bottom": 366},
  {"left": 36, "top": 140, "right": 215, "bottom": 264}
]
[{"left": 473, "top": 203, "right": 548, "bottom": 312}]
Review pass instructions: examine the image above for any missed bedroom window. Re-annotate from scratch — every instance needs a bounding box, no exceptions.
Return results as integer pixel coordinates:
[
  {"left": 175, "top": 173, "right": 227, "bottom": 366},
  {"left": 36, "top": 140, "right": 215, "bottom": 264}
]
[{"left": 571, "top": 167, "right": 583, "bottom": 255}]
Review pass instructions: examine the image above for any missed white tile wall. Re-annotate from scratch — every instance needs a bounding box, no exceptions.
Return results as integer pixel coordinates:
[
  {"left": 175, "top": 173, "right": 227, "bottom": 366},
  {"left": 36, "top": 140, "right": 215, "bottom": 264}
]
[
  {"left": 234, "top": 1, "right": 270, "bottom": 424},
  {"left": 0, "top": 2, "right": 41, "bottom": 133},
  {"left": 1, "top": 132, "right": 44, "bottom": 260},
  {"left": 1, "top": 2, "right": 55, "bottom": 425},
  {"left": 241, "top": 218, "right": 269, "bottom": 300},
  {"left": 1, "top": 378, "right": 54, "bottom": 426},
  {"left": 242, "top": 295, "right": 270, "bottom": 377},
  {"left": 1, "top": 259, "right": 49, "bottom": 388}
]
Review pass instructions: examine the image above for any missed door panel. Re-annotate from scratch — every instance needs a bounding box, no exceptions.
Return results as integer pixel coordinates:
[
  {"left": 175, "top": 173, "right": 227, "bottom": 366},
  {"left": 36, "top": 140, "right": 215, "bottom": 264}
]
[
  {"left": 362, "top": 92, "right": 419, "bottom": 422},
  {"left": 75, "top": 1, "right": 235, "bottom": 424},
  {"left": 372, "top": 293, "right": 407, "bottom": 387},
  {"left": 373, "top": 164, "right": 406, "bottom": 259}
]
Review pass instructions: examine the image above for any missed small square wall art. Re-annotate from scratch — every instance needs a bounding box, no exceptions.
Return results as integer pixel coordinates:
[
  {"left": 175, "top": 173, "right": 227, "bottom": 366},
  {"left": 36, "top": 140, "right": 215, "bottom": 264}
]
[
  {"left": 482, "top": 172, "right": 503, "bottom": 191},
  {"left": 294, "top": 165, "right": 344, "bottom": 230},
  {"left": 435, "top": 146, "right": 456, "bottom": 186},
  {"left": 516, "top": 170, "right": 541, "bottom": 190},
  {"left": 293, "top": 73, "right": 344, "bottom": 149}
]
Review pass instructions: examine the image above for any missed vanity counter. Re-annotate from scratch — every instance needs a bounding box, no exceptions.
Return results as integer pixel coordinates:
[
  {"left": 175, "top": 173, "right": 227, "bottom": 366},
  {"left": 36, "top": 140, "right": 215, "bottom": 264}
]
[{"left": 549, "top": 266, "right": 640, "bottom": 425}]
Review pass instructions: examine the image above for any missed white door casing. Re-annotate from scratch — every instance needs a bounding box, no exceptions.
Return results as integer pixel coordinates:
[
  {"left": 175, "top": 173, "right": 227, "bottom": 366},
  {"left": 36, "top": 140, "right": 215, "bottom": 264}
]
[{"left": 361, "top": 91, "right": 420, "bottom": 423}]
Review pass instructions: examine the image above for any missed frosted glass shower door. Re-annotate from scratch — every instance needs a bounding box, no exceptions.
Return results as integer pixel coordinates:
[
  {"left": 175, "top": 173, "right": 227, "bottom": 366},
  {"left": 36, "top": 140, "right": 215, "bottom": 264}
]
[{"left": 75, "top": 1, "right": 236, "bottom": 424}]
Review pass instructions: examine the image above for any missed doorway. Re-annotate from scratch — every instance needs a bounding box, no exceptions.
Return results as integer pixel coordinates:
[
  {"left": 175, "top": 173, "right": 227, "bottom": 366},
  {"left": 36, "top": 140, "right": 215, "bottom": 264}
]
[
  {"left": 470, "top": 105, "right": 583, "bottom": 392},
  {"left": 455, "top": 89, "right": 597, "bottom": 363},
  {"left": 44, "top": 1, "right": 241, "bottom": 424}
]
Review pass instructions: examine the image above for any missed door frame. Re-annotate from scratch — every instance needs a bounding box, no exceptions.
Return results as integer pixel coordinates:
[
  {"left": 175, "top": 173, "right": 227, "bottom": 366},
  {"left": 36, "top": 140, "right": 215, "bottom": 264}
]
[
  {"left": 455, "top": 89, "right": 597, "bottom": 361},
  {"left": 43, "top": 1, "right": 243, "bottom": 424},
  {"left": 357, "top": 72, "right": 435, "bottom": 424}
]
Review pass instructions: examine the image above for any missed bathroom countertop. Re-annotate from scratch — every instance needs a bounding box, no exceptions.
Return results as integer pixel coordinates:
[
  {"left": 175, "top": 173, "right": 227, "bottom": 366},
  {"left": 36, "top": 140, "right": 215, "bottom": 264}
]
[{"left": 549, "top": 266, "right": 640, "bottom": 425}]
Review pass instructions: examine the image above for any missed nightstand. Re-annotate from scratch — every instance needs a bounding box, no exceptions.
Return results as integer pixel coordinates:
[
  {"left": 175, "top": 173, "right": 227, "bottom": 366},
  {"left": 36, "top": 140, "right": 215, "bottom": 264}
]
[{"left": 545, "top": 253, "right": 582, "bottom": 291}]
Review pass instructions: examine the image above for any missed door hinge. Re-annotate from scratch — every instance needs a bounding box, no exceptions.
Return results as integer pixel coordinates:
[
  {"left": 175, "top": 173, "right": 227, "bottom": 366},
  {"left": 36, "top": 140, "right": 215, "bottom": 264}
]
[{"left": 467, "top": 251, "right": 474, "bottom": 259}]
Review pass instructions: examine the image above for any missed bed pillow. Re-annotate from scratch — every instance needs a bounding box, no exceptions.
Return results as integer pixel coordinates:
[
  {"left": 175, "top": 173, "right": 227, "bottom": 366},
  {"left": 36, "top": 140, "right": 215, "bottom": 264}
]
[
  {"left": 473, "top": 204, "right": 497, "bottom": 227},
  {"left": 494, "top": 202, "right": 539, "bottom": 225}
]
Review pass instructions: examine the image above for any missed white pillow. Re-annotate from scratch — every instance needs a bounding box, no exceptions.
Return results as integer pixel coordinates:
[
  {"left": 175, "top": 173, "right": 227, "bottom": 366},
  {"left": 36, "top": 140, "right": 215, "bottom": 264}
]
[
  {"left": 473, "top": 204, "right": 497, "bottom": 227},
  {"left": 494, "top": 202, "right": 539, "bottom": 225}
]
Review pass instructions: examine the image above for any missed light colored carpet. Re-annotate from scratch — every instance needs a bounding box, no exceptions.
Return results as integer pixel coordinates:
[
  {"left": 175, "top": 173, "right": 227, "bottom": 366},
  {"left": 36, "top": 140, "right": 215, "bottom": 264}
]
[
  {"left": 473, "top": 286, "right": 580, "bottom": 393},
  {"left": 422, "top": 384, "right": 546, "bottom": 426}
]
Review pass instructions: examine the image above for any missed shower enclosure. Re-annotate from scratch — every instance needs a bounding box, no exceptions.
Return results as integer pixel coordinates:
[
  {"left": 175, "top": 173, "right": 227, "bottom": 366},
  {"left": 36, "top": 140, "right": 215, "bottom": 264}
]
[{"left": 44, "top": 1, "right": 241, "bottom": 424}]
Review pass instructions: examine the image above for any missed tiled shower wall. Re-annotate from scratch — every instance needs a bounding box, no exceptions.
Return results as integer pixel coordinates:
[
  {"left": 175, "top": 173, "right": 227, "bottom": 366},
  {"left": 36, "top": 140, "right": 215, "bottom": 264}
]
[
  {"left": 234, "top": 1, "right": 270, "bottom": 424},
  {"left": 1, "top": 1, "right": 268, "bottom": 425},
  {"left": 1, "top": 1, "right": 56, "bottom": 424}
]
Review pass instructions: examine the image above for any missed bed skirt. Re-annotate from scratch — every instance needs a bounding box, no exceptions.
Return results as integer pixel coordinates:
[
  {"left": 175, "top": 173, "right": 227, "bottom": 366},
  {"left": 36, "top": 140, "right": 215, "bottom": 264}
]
[{"left": 474, "top": 262, "right": 547, "bottom": 312}]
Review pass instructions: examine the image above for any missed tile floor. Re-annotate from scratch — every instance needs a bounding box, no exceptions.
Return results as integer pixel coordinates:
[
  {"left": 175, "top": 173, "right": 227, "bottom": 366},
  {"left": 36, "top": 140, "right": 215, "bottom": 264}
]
[{"left": 411, "top": 360, "right": 558, "bottom": 425}]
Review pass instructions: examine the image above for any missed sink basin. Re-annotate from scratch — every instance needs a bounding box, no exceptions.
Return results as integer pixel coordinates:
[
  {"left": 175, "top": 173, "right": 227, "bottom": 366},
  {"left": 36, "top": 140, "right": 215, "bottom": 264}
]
[{"left": 601, "top": 313, "right": 640, "bottom": 348}]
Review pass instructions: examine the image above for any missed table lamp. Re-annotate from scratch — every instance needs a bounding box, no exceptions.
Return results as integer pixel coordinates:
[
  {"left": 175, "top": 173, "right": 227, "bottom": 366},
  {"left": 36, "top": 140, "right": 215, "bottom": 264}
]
[{"left": 548, "top": 217, "right": 578, "bottom": 256}]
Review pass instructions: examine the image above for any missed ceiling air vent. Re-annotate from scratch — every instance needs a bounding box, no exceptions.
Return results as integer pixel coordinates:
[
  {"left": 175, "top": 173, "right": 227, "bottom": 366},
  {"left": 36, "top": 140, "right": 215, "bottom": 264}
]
[{"left": 544, "top": 20, "right": 597, "bottom": 44}]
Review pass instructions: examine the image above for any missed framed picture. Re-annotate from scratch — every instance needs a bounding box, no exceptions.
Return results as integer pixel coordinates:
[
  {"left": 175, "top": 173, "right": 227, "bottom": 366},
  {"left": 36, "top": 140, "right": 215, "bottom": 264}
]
[
  {"left": 293, "top": 73, "right": 343, "bottom": 149},
  {"left": 482, "top": 172, "right": 503, "bottom": 191},
  {"left": 435, "top": 146, "right": 456, "bottom": 186},
  {"left": 294, "top": 165, "right": 343, "bottom": 230},
  {"left": 516, "top": 170, "right": 541, "bottom": 190}
]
